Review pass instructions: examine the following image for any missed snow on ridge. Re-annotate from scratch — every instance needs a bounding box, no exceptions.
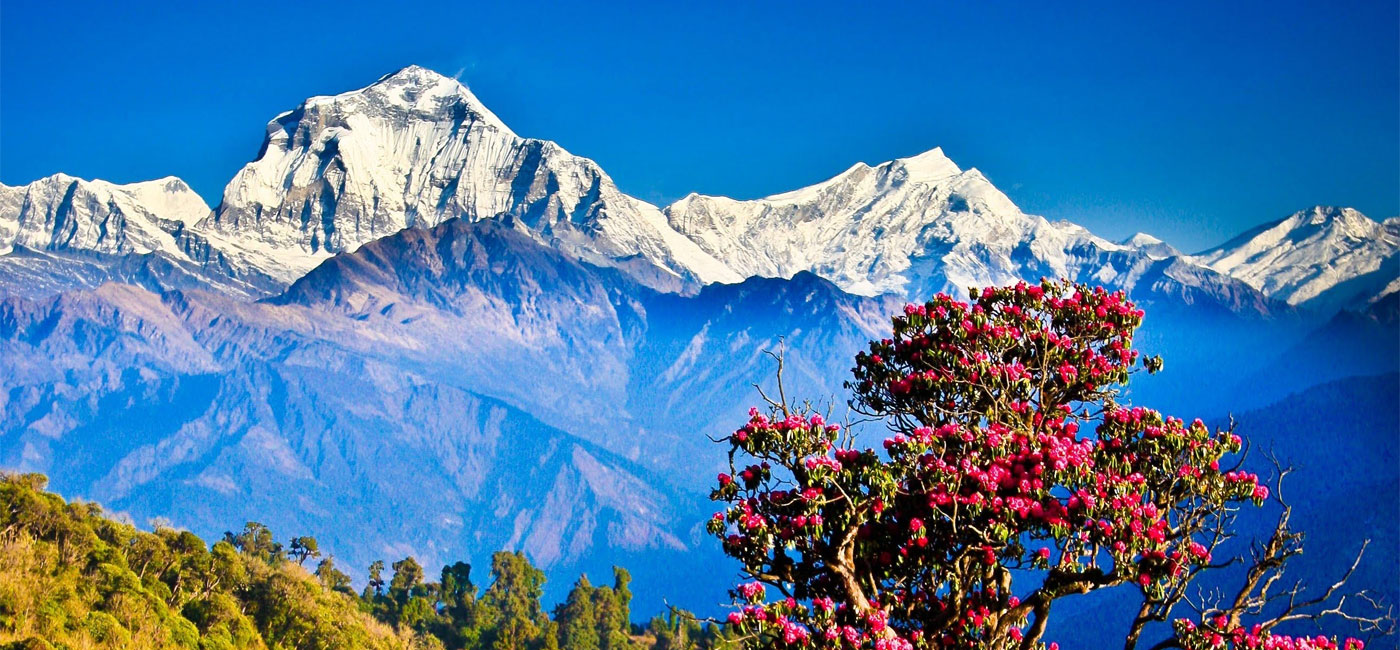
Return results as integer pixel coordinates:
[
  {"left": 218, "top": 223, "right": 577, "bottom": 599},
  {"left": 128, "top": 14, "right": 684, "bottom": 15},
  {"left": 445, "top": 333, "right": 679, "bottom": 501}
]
[
  {"left": 736, "top": 147, "right": 963, "bottom": 206},
  {"left": 4, "top": 65, "right": 1395, "bottom": 314},
  {"left": 1192, "top": 206, "right": 1400, "bottom": 307},
  {"left": 294, "top": 64, "right": 515, "bottom": 137},
  {"left": 1121, "top": 233, "right": 1181, "bottom": 260},
  {"left": 1373, "top": 277, "right": 1400, "bottom": 303},
  {"left": 191, "top": 64, "right": 740, "bottom": 290},
  {"left": 665, "top": 146, "right": 1392, "bottom": 311},
  {"left": 663, "top": 146, "right": 1139, "bottom": 299},
  {"left": 104, "top": 177, "right": 212, "bottom": 227},
  {"left": 896, "top": 147, "right": 964, "bottom": 182},
  {"left": 0, "top": 173, "right": 210, "bottom": 259}
]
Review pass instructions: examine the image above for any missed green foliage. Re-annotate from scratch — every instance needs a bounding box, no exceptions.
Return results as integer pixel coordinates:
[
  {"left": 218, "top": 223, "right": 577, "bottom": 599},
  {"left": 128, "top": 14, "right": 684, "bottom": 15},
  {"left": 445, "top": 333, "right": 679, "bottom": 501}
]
[
  {"left": 644, "top": 609, "right": 737, "bottom": 650},
  {"left": 290, "top": 536, "right": 321, "bottom": 566},
  {"left": 555, "top": 576, "right": 600, "bottom": 650},
  {"left": 367, "top": 559, "right": 388, "bottom": 600},
  {"left": 390, "top": 557, "right": 426, "bottom": 606},
  {"left": 315, "top": 556, "right": 354, "bottom": 594},
  {"left": 0, "top": 472, "right": 406, "bottom": 649},
  {"left": 223, "top": 522, "right": 285, "bottom": 567},
  {"left": 0, "top": 472, "right": 723, "bottom": 650}
]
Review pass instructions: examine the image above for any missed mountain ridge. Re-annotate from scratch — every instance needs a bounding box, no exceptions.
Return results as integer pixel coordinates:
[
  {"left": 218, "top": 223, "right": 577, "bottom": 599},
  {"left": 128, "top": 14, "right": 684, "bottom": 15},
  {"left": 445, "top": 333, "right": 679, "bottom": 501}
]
[
  {"left": 0, "top": 173, "right": 208, "bottom": 258},
  {"left": 1192, "top": 205, "right": 1400, "bottom": 311},
  {"left": 662, "top": 147, "right": 1291, "bottom": 314},
  {"left": 0, "top": 217, "right": 1390, "bottom": 615},
  {"left": 0, "top": 217, "right": 905, "bottom": 609},
  {"left": 1, "top": 65, "right": 1393, "bottom": 319},
  {"left": 193, "top": 65, "right": 741, "bottom": 293}
]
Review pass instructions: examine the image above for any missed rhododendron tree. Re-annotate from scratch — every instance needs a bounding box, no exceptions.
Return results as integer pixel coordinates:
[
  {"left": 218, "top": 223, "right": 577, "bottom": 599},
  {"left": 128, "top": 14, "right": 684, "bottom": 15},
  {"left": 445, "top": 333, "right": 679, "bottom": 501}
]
[{"left": 707, "top": 280, "right": 1389, "bottom": 650}]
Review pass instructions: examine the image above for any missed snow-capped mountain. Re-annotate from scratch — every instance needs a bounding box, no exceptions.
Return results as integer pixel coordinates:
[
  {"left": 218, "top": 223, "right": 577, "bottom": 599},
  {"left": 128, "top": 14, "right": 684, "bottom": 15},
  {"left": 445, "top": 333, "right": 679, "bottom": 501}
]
[
  {"left": 1120, "top": 232, "right": 1181, "bottom": 260},
  {"left": 191, "top": 65, "right": 740, "bottom": 291},
  {"left": 0, "top": 174, "right": 284, "bottom": 298},
  {"left": 663, "top": 147, "right": 1273, "bottom": 310},
  {"left": 2, "top": 65, "right": 1393, "bottom": 319},
  {"left": 0, "top": 63, "right": 1394, "bottom": 622},
  {"left": 0, "top": 174, "right": 208, "bottom": 257},
  {"left": 1193, "top": 206, "right": 1400, "bottom": 311}
]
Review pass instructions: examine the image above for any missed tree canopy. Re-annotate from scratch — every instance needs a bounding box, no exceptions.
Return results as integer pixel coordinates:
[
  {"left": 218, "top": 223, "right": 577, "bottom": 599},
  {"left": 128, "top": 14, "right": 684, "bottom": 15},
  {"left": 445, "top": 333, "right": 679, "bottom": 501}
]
[
  {"left": 708, "top": 280, "right": 1387, "bottom": 650},
  {"left": 0, "top": 473, "right": 732, "bottom": 650}
]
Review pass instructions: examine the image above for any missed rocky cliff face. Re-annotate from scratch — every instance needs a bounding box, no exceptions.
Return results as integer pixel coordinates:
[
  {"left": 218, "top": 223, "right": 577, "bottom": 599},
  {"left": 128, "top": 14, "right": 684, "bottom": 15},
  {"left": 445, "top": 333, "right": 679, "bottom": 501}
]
[
  {"left": 0, "top": 64, "right": 1394, "bottom": 619},
  {"left": 0, "top": 220, "right": 894, "bottom": 606},
  {"left": 0, "top": 217, "right": 1388, "bottom": 612},
  {"left": 0, "top": 255, "right": 701, "bottom": 608},
  {"left": 666, "top": 148, "right": 1066, "bottom": 297}
]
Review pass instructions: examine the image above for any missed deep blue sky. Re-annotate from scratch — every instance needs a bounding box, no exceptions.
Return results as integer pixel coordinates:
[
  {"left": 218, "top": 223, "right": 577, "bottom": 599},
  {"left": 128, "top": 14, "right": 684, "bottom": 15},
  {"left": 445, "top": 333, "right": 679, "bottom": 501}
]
[{"left": 2, "top": 1, "right": 1395, "bottom": 251}]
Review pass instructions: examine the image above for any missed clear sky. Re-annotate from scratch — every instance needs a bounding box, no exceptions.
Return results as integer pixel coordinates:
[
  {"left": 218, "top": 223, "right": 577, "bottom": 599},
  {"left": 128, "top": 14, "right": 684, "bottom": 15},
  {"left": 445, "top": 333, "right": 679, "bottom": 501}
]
[{"left": 2, "top": 0, "right": 1395, "bottom": 252}]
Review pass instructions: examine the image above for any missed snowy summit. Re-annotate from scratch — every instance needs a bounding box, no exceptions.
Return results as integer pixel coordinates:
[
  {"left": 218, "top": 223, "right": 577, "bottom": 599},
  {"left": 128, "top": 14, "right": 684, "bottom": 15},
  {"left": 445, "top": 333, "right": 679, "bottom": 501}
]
[{"left": 0, "top": 65, "right": 1395, "bottom": 315}]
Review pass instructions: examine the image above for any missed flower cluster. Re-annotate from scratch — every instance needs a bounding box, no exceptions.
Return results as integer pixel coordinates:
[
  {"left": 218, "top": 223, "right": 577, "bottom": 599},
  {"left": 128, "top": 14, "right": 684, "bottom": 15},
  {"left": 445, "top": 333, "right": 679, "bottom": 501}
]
[
  {"left": 709, "top": 280, "right": 1279, "bottom": 650},
  {"left": 853, "top": 281, "right": 1147, "bottom": 421},
  {"left": 1174, "top": 618, "right": 1364, "bottom": 650}
]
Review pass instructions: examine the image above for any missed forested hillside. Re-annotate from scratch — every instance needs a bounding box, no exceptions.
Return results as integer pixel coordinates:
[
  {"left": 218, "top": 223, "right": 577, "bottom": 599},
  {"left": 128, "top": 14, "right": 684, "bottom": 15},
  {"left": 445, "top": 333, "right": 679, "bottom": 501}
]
[{"left": 0, "top": 474, "right": 730, "bottom": 650}]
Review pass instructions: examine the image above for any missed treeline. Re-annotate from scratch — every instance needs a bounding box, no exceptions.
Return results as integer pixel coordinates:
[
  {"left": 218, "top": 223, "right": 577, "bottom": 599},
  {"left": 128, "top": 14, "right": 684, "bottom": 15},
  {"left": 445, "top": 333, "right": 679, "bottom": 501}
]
[{"left": 0, "top": 473, "right": 733, "bottom": 650}]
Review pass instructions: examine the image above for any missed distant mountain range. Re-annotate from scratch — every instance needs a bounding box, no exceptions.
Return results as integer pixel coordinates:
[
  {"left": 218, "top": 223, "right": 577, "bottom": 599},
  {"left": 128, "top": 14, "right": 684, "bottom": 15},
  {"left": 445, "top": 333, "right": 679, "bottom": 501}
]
[
  {"left": 1195, "top": 205, "right": 1399, "bottom": 311},
  {"left": 3, "top": 66, "right": 1396, "bottom": 314},
  {"left": 0, "top": 65, "right": 1395, "bottom": 612},
  {"left": 0, "top": 219, "right": 891, "bottom": 608}
]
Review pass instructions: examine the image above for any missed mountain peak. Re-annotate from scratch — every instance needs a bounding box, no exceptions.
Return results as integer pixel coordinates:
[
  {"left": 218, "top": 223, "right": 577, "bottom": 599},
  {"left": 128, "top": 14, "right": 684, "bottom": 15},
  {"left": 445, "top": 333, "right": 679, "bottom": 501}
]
[
  {"left": 890, "top": 147, "right": 962, "bottom": 182},
  {"left": 5, "top": 172, "right": 205, "bottom": 209},
  {"left": 1299, "top": 204, "right": 1362, "bottom": 220},
  {"left": 255, "top": 64, "right": 514, "bottom": 141},
  {"left": 0, "top": 172, "right": 210, "bottom": 262},
  {"left": 381, "top": 63, "right": 441, "bottom": 80},
  {"left": 1193, "top": 205, "right": 1398, "bottom": 308},
  {"left": 1123, "top": 232, "right": 1165, "bottom": 245},
  {"left": 370, "top": 64, "right": 466, "bottom": 98},
  {"left": 11, "top": 171, "right": 81, "bottom": 187},
  {"left": 1293, "top": 205, "right": 1374, "bottom": 232},
  {"left": 195, "top": 65, "right": 738, "bottom": 292},
  {"left": 348, "top": 64, "right": 513, "bottom": 135},
  {"left": 1121, "top": 232, "right": 1180, "bottom": 260}
]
